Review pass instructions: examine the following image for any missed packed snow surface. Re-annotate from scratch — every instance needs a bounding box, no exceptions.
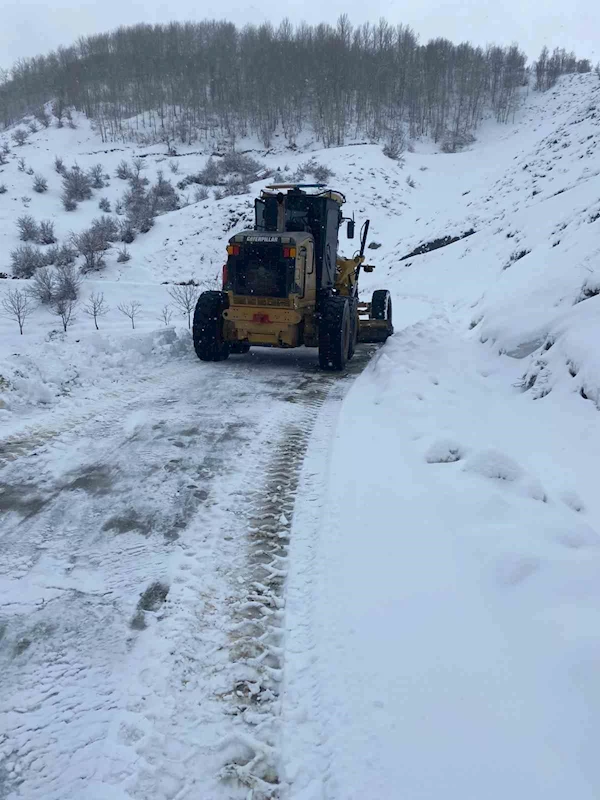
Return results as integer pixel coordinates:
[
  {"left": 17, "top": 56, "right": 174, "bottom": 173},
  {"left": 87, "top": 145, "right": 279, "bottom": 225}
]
[{"left": 2, "top": 72, "right": 600, "bottom": 798}]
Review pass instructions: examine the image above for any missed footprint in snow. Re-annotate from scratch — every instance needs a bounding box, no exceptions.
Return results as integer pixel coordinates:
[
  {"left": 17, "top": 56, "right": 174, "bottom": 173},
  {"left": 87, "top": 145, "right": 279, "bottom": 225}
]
[
  {"left": 551, "top": 522, "right": 598, "bottom": 550},
  {"left": 561, "top": 490, "right": 585, "bottom": 513},
  {"left": 496, "top": 553, "right": 540, "bottom": 587}
]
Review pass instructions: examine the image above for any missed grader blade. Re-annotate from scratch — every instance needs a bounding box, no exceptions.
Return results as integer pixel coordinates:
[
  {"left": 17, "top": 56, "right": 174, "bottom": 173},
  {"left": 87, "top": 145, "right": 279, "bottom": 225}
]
[{"left": 358, "top": 318, "right": 393, "bottom": 343}]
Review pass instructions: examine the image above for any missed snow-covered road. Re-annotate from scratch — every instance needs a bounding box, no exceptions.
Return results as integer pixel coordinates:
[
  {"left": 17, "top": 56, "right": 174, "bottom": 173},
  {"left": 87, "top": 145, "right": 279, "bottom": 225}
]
[{"left": 0, "top": 342, "right": 377, "bottom": 800}]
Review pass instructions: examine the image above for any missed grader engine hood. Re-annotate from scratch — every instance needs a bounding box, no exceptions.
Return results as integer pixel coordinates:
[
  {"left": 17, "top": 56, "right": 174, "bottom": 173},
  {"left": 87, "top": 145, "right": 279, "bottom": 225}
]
[{"left": 223, "top": 232, "right": 305, "bottom": 299}]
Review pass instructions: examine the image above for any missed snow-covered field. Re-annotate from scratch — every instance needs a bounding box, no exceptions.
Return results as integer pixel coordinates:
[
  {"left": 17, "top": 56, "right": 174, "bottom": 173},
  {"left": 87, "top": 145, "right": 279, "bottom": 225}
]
[{"left": 2, "top": 71, "right": 600, "bottom": 798}]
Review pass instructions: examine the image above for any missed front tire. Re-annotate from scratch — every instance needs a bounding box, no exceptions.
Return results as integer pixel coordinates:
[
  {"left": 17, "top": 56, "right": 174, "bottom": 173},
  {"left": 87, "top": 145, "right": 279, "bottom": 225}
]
[
  {"left": 318, "top": 297, "right": 351, "bottom": 371},
  {"left": 192, "top": 291, "right": 230, "bottom": 362},
  {"left": 371, "top": 290, "right": 393, "bottom": 338}
]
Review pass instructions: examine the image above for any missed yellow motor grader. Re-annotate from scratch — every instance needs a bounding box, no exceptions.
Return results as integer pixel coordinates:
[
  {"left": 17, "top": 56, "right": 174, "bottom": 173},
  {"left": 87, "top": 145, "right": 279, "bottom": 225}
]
[{"left": 192, "top": 184, "right": 393, "bottom": 370}]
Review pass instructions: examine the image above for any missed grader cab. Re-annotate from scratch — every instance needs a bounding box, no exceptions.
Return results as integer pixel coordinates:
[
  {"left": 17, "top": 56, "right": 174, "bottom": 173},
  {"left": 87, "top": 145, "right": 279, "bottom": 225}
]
[{"left": 192, "top": 184, "right": 393, "bottom": 370}]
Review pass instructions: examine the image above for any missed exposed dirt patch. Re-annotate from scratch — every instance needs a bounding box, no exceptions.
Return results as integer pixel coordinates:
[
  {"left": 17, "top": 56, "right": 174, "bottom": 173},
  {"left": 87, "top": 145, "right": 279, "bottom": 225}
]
[
  {"left": 64, "top": 465, "right": 116, "bottom": 496},
  {"left": 138, "top": 581, "right": 169, "bottom": 611},
  {"left": 0, "top": 483, "right": 47, "bottom": 518},
  {"left": 102, "top": 510, "right": 154, "bottom": 536}
]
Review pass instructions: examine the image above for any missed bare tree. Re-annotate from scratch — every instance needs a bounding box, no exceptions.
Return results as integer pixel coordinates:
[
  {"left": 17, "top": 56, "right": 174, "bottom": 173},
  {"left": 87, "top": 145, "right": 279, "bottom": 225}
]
[
  {"left": 167, "top": 283, "right": 199, "bottom": 328},
  {"left": 118, "top": 300, "right": 141, "bottom": 329},
  {"left": 1, "top": 288, "right": 35, "bottom": 334},
  {"left": 158, "top": 304, "right": 173, "bottom": 326},
  {"left": 51, "top": 296, "right": 77, "bottom": 332},
  {"left": 83, "top": 291, "right": 109, "bottom": 330}
]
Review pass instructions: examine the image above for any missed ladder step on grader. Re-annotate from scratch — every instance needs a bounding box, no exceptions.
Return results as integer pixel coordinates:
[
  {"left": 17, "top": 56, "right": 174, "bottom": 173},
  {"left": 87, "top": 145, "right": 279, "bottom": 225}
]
[{"left": 192, "top": 184, "right": 393, "bottom": 370}]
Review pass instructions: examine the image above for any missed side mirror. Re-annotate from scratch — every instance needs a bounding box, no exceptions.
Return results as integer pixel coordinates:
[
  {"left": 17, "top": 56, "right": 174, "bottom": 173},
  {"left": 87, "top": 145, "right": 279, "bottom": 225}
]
[{"left": 347, "top": 220, "right": 355, "bottom": 239}]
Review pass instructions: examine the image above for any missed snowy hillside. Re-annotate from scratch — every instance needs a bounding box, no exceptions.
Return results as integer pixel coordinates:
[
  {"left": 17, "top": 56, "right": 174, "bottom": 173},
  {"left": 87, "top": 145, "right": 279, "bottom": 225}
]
[{"left": 2, "top": 71, "right": 600, "bottom": 799}]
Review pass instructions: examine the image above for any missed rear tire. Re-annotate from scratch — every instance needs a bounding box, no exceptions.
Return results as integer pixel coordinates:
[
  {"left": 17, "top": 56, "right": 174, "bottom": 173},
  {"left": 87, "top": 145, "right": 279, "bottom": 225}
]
[
  {"left": 318, "top": 297, "right": 351, "bottom": 371},
  {"left": 192, "top": 291, "right": 230, "bottom": 362},
  {"left": 371, "top": 289, "right": 393, "bottom": 338}
]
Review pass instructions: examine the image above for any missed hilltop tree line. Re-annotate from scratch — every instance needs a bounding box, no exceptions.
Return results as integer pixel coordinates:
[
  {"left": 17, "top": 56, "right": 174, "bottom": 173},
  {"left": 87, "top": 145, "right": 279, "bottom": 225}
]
[{"left": 0, "top": 18, "right": 593, "bottom": 149}]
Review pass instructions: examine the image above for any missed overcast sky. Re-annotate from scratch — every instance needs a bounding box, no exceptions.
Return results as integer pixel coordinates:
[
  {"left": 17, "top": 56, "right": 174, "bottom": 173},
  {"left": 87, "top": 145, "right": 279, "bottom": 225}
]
[{"left": 1, "top": 0, "right": 598, "bottom": 71}]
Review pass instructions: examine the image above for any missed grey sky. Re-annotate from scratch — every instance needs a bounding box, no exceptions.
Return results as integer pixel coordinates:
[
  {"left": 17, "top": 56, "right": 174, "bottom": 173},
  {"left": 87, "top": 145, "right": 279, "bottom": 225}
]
[{"left": 1, "top": 0, "right": 598, "bottom": 71}]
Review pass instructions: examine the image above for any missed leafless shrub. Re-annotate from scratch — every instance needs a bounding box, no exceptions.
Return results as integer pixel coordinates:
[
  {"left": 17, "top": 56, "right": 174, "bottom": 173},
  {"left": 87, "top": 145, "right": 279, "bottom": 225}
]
[
  {"left": 117, "top": 246, "right": 131, "bottom": 263},
  {"left": 62, "top": 164, "right": 93, "bottom": 203},
  {"left": 98, "top": 197, "right": 111, "bottom": 212},
  {"left": 168, "top": 160, "right": 179, "bottom": 174},
  {"left": 54, "top": 243, "right": 77, "bottom": 266},
  {"left": 220, "top": 150, "right": 262, "bottom": 179},
  {"left": 0, "top": 184, "right": 7, "bottom": 194},
  {"left": 29, "top": 266, "right": 56, "bottom": 304},
  {"left": 383, "top": 131, "right": 406, "bottom": 160},
  {"left": 39, "top": 220, "right": 56, "bottom": 245},
  {"left": 194, "top": 186, "right": 209, "bottom": 202},
  {"left": 167, "top": 283, "right": 199, "bottom": 328},
  {"left": 0, "top": 150, "right": 7, "bottom": 166},
  {"left": 91, "top": 215, "right": 119, "bottom": 248},
  {"left": 41, "top": 245, "right": 60, "bottom": 266},
  {"left": 295, "top": 158, "right": 334, "bottom": 183},
  {"left": 118, "top": 300, "right": 142, "bottom": 329},
  {"left": 2, "top": 287, "right": 35, "bottom": 333},
  {"left": 55, "top": 263, "right": 81, "bottom": 302},
  {"left": 17, "top": 215, "right": 40, "bottom": 242},
  {"left": 193, "top": 157, "right": 220, "bottom": 186},
  {"left": 440, "top": 130, "right": 476, "bottom": 153},
  {"left": 158, "top": 305, "right": 173, "bottom": 326},
  {"left": 34, "top": 107, "right": 51, "bottom": 128},
  {"left": 406, "top": 175, "right": 416, "bottom": 188},
  {"left": 62, "top": 193, "right": 77, "bottom": 211},
  {"left": 83, "top": 291, "right": 109, "bottom": 330},
  {"left": 54, "top": 155, "right": 65, "bottom": 174},
  {"left": 118, "top": 220, "right": 135, "bottom": 243},
  {"left": 28, "top": 121, "right": 38, "bottom": 134},
  {"left": 17, "top": 157, "right": 26, "bottom": 172},
  {"left": 89, "top": 163, "right": 105, "bottom": 189},
  {"left": 115, "top": 160, "right": 132, "bottom": 180},
  {"left": 221, "top": 177, "right": 250, "bottom": 197},
  {"left": 151, "top": 171, "right": 179, "bottom": 213},
  {"left": 33, "top": 174, "right": 48, "bottom": 193},
  {"left": 10, "top": 245, "right": 45, "bottom": 277},
  {"left": 71, "top": 228, "right": 106, "bottom": 273},
  {"left": 12, "top": 128, "right": 28, "bottom": 146}
]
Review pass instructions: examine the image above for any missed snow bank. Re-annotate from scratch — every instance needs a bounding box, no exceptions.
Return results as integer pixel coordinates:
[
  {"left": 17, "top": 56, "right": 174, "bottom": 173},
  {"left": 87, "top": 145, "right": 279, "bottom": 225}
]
[{"left": 0, "top": 327, "right": 190, "bottom": 414}]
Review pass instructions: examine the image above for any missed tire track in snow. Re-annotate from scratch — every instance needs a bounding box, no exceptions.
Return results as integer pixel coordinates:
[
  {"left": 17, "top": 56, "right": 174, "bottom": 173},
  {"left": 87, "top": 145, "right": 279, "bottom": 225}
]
[{"left": 217, "top": 352, "right": 372, "bottom": 798}]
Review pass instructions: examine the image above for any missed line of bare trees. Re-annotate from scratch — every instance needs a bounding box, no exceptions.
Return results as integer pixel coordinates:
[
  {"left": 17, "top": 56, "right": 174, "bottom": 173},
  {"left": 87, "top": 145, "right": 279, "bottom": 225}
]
[
  {"left": 0, "top": 20, "right": 593, "bottom": 150},
  {"left": 1, "top": 281, "right": 202, "bottom": 335},
  {"left": 2, "top": 19, "right": 589, "bottom": 150}
]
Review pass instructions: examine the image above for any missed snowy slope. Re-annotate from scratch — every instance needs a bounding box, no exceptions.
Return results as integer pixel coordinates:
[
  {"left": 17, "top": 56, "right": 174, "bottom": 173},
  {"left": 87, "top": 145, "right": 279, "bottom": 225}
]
[
  {"left": 2, "top": 72, "right": 600, "bottom": 800},
  {"left": 281, "top": 73, "right": 600, "bottom": 799}
]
